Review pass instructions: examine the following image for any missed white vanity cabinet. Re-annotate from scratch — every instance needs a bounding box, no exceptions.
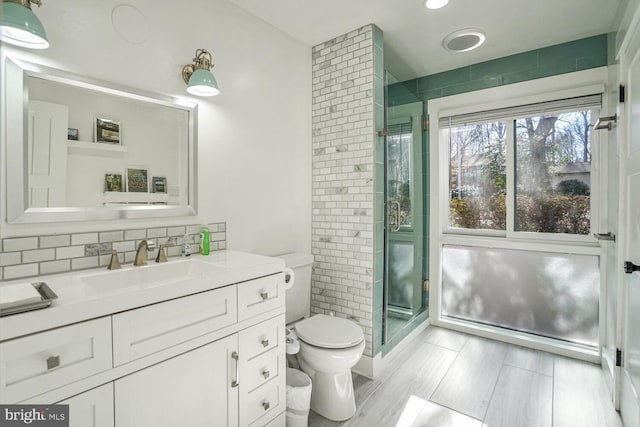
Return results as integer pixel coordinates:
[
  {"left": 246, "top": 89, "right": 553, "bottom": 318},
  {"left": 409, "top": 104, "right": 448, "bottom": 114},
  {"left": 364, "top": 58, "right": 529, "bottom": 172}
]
[
  {"left": 114, "top": 335, "right": 239, "bottom": 427},
  {"left": 0, "top": 317, "right": 112, "bottom": 403},
  {"left": 0, "top": 258, "right": 286, "bottom": 427},
  {"left": 57, "top": 383, "right": 115, "bottom": 427}
]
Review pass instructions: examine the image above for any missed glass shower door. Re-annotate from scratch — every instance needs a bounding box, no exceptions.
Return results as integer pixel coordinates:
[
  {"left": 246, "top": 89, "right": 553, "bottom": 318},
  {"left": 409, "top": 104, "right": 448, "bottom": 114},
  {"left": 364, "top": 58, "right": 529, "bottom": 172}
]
[{"left": 384, "top": 101, "right": 424, "bottom": 341}]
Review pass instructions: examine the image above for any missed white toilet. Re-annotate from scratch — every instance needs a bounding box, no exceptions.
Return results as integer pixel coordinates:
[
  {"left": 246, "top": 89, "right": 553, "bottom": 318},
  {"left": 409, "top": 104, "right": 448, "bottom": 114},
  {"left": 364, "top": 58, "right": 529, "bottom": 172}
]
[{"left": 278, "top": 253, "right": 365, "bottom": 422}]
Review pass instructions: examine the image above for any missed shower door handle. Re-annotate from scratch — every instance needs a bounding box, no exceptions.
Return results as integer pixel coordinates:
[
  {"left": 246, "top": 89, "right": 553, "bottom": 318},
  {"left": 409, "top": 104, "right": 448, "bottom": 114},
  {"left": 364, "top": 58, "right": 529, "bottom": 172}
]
[{"left": 388, "top": 201, "right": 401, "bottom": 232}]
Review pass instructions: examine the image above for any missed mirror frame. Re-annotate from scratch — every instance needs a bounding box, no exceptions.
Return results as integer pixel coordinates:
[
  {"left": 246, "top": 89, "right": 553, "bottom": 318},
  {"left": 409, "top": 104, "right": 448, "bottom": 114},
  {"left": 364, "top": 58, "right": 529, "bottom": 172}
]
[{"left": 2, "top": 56, "right": 198, "bottom": 227}]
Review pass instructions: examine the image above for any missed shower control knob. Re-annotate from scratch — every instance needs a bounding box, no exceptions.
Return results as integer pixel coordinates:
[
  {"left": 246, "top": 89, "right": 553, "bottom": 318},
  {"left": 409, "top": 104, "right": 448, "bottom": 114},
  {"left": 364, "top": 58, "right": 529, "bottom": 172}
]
[{"left": 624, "top": 261, "right": 640, "bottom": 274}]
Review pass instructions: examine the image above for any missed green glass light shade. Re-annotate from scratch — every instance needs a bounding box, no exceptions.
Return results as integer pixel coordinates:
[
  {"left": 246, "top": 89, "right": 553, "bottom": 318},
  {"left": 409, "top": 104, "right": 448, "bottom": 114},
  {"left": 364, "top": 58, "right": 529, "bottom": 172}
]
[
  {"left": 0, "top": 2, "right": 49, "bottom": 49},
  {"left": 187, "top": 69, "right": 220, "bottom": 97}
]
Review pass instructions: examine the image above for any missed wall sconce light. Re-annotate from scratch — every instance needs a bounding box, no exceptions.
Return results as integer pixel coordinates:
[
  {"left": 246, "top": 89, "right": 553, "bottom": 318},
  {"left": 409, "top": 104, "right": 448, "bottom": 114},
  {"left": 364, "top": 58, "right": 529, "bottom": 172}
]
[
  {"left": 0, "top": 0, "right": 49, "bottom": 49},
  {"left": 182, "top": 49, "right": 220, "bottom": 97}
]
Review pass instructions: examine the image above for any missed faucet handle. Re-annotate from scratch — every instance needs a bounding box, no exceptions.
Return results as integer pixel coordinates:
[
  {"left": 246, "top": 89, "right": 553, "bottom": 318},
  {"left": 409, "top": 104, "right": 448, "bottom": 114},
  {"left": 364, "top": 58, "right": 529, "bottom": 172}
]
[
  {"left": 107, "top": 251, "right": 121, "bottom": 270},
  {"left": 155, "top": 246, "right": 169, "bottom": 263}
]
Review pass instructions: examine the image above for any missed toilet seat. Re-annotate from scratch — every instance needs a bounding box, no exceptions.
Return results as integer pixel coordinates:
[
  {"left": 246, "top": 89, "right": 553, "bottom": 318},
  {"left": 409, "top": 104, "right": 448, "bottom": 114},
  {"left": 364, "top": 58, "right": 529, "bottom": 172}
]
[{"left": 295, "top": 314, "right": 364, "bottom": 349}]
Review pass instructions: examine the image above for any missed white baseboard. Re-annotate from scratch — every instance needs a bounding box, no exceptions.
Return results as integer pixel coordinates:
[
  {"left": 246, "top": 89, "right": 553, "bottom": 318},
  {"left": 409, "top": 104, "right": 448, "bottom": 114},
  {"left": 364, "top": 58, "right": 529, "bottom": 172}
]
[
  {"left": 621, "top": 370, "right": 640, "bottom": 427},
  {"left": 352, "top": 319, "right": 430, "bottom": 379},
  {"left": 352, "top": 353, "right": 380, "bottom": 379}
]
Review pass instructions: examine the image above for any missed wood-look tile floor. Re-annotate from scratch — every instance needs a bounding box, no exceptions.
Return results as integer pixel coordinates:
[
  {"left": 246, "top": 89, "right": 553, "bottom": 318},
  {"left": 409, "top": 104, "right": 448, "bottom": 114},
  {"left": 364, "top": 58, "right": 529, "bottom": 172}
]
[{"left": 308, "top": 326, "right": 622, "bottom": 427}]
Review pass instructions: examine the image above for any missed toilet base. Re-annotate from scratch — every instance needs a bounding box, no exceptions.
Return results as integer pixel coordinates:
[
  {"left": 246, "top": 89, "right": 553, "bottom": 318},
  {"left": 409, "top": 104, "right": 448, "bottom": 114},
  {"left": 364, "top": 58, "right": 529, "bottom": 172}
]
[{"left": 306, "top": 369, "right": 356, "bottom": 421}]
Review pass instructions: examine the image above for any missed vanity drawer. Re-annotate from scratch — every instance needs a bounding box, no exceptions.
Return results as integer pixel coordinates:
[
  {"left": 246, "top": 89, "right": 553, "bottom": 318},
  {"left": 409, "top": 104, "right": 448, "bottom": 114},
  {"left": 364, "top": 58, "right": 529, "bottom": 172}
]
[
  {"left": 237, "top": 274, "right": 285, "bottom": 321},
  {"left": 243, "top": 379, "right": 285, "bottom": 427},
  {"left": 239, "top": 314, "right": 284, "bottom": 361},
  {"left": 244, "top": 348, "right": 283, "bottom": 393},
  {"left": 112, "top": 285, "right": 237, "bottom": 366},
  {"left": 0, "top": 317, "right": 112, "bottom": 403}
]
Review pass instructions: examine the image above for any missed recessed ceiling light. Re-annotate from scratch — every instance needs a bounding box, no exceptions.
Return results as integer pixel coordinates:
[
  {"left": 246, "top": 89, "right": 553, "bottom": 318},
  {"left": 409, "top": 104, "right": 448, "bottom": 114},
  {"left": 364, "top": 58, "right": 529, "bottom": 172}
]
[
  {"left": 425, "top": 0, "right": 449, "bottom": 9},
  {"left": 442, "top": 28, "right": 486, "bottom": 52}
]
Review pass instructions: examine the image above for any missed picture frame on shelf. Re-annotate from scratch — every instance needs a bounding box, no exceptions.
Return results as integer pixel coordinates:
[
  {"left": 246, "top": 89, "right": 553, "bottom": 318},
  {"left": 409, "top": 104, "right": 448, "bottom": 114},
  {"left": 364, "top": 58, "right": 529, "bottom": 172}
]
[
  {"left": 126, "top": 167, "right": 148, "bottom": 192},
  {"left": 104, "top": 173, "right": 123, "bottom": 192},
  {"left": 95, "top": 115, "right": 121, "bottom": 144},
  {"left": 152, "top": 176, "right": 167, "bottom": 193},
  {"left": 67, "top": 128, "right": 79, "bottom": 141}
]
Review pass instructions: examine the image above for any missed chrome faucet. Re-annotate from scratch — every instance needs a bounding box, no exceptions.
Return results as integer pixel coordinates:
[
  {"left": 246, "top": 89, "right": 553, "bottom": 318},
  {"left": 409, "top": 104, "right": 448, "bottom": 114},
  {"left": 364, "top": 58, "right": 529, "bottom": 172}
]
[{"left": 134, "top": 240, "right": 155, "bottom": 266}]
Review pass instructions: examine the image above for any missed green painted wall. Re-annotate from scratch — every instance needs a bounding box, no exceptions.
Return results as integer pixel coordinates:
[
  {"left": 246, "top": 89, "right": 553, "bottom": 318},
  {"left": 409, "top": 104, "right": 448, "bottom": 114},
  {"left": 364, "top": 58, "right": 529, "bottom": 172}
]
[{"left": 387, "top": 33, "right": 608, "bottom": 286}]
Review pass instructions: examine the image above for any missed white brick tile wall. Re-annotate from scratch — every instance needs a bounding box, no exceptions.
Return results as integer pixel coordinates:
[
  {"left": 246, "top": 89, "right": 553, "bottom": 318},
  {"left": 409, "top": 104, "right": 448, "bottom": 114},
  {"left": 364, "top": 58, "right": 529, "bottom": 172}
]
[
  {"left": 3, "top": 237, "right": 38, "bottom": 252},
  {"left": 72, "top": 233, "right": 99, "bottom": 246},
  {"left": 0, "top": 222, "right": 227, "bottom": 281},
  {"left": 40, "top": 235, "right": 71, "bottom": 248},
  {"left": 312, "top": 25, "right": 377, "bottom": 356},
  {"left": 4, "top": 264, "right": 38, "bottom": 280}
]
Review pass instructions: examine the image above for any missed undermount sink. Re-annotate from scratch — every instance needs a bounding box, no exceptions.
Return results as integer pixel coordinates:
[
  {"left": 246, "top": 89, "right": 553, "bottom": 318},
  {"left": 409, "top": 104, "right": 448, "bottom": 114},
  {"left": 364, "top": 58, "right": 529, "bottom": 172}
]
[{"left": 78, "top": 258, "right": 221, "bottom": 293}]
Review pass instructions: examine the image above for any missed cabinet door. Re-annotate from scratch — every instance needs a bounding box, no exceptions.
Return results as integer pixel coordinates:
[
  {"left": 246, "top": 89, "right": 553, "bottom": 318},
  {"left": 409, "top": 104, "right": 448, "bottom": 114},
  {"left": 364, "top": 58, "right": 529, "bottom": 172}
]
[
  {"left": 58, "top": 383, "right": 114, "bottom": 427},
  {"left": 114, "top": 335, "right": 238, "bottom": 427}
]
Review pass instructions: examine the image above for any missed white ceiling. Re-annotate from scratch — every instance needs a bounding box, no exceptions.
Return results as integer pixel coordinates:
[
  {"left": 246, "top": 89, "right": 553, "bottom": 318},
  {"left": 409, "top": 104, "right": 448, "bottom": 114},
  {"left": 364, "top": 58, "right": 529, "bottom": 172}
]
[{"left": 228, "top": 0, "right": 621, "bottom": 82}]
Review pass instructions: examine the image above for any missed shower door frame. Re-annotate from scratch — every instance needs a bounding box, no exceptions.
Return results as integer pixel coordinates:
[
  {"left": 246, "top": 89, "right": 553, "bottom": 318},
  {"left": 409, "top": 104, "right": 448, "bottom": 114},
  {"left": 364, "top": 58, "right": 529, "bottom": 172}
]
[{"left": 383, "top": 101, "right": 424, "bottom": 345}]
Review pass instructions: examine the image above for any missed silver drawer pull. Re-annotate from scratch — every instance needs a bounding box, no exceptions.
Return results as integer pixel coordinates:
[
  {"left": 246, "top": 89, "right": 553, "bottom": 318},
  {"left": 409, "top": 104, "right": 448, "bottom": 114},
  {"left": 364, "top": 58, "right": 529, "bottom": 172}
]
[
  {"left": 261, "top": 339, "right": 269, "bottom": 347},
  {"left": 262, "top": 401, "right": 270, "bottom": 411},
  {"left": 260, "top": 292, "right": 268, "bottom": 300},
  {"left": 231, "top": 352, "right": 239, "bottom": 388},
  {"left": 262, "top": 370, "right": 270, "bottom": 379},
  {"left": 46, "top": 355, "right": 60, "bottom": 370}
]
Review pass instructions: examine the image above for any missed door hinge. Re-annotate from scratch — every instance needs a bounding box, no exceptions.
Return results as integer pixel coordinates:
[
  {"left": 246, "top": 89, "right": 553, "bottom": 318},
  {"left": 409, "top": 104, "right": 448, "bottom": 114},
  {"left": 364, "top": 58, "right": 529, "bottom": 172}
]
[
  {"left": 423, "top": 279, "right": 430, "bottom": 292},
  {"left": 423, "top": 116, "right": 429, "bottom": 132},
  {"left": 377, "top": 129, "right": 389, "bottom": 137},
  {"left": 616, "top": 348, "right": 623, "bottom": 367},
  {"left": 620, "top": 85, "right": 626, "bottom": 103}
]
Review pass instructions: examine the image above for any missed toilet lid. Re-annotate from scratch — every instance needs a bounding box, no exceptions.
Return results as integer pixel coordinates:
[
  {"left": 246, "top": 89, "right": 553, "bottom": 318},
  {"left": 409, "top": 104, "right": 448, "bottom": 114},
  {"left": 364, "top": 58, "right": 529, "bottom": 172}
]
[{"left": 295, "top": 314, "right": 364, "bottom": 349}]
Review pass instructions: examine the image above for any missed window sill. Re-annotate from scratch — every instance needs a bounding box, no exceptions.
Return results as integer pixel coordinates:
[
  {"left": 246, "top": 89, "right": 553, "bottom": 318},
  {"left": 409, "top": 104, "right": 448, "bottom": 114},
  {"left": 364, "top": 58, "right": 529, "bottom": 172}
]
[{"left": 439, "top": 233, "right": 601, "bottom": 255}]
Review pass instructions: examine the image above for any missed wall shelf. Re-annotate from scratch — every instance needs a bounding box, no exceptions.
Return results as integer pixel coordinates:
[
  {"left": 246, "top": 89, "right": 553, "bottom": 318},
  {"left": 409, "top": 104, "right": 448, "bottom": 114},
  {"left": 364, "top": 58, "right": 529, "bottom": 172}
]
[
  {"left": 67, "top": 140, "right": 127, "bottom": 156},
  {"left": 103, "top": 191, "right": 176, "bottom": 205}
]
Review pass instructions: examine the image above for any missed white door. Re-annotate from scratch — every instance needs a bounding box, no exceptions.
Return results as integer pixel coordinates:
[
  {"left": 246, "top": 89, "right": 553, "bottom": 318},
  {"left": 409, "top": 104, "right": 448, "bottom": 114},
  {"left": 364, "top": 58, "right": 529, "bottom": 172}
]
[
  {"left": 619, "top": 18, "right": 640, "bottom": 426},
  {"left": 114, "top": 335, "right": 239, "bottom": 427},
  {"left": 601, "top": 66, "right": 623, "bottom": 404},
  {"left": 58, "top": 383, "right": 114, "bottom": 427},
  {"left": 28, "top": 100, "right": 68, "bottom": 207}
]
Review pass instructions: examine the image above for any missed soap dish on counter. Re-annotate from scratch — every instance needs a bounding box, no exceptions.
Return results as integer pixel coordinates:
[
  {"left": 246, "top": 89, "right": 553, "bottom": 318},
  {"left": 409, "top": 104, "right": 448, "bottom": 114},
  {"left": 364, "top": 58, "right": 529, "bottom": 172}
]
[{"left": 0, "top": 282, "right": 58, "bottom": 317}]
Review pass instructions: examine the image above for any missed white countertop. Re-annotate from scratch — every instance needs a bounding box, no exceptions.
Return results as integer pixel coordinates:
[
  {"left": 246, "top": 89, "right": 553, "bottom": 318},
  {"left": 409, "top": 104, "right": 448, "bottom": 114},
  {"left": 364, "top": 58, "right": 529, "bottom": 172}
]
[{"left": 0, "top": 250, "right": 284, "bottom": 341}]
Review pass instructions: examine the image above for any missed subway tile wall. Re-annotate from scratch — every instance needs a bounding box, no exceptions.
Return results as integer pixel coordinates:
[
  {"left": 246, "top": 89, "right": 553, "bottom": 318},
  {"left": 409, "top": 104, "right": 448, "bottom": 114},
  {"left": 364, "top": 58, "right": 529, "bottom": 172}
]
[
  {"left": 311, "top": 25, "right": 380, "bottom": 356},
  {"left": 0, "top": 222, "right": 226, "bottom": 281}
]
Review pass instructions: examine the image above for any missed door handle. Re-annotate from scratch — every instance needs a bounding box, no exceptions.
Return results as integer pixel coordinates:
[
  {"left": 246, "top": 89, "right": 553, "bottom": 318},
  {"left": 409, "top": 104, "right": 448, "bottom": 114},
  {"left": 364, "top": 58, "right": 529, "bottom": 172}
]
[
  {"left": 594, "top": 233, "right": 615, "bottom": 241},
  {"left": 388, "top": 201, "right": 401, "bottom": 232},
  {"left": 231, "top": 351, "right": 239, "bottom": 387},
  {"left": 624, "top": 261, "right": 640, "bottom": 274}
]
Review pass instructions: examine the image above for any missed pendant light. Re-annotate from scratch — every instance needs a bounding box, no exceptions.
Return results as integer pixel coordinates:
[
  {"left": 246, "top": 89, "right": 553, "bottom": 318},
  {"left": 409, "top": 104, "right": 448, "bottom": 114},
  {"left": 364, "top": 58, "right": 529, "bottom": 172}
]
[{"left": 0, "top": 0, "right": 49, "bottom": 50}]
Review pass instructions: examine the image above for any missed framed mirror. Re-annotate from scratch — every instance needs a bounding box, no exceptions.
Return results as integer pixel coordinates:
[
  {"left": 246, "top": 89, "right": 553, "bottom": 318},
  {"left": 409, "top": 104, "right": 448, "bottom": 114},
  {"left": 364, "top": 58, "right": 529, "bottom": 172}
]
[{"left": 2, "top": 56, "right": 198, "bottom": 231}]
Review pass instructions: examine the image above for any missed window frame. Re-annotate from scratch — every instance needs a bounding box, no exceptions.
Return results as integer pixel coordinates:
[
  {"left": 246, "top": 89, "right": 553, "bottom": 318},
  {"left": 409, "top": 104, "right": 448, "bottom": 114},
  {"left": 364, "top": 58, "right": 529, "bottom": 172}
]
[
  {"left": 442, "top": 105, "right": 602, "bottom": 243},
  {"left": 427, "top": 67, "right": 610, "bottom": 361},
  {"left": 432, "top": 74, "right": 606, "bottom": 244}
]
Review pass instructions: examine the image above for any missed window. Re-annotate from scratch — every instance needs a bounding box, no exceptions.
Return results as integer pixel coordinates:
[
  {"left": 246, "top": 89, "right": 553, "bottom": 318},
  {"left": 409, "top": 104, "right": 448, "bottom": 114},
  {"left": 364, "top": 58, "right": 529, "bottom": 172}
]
[
  {"left": 449, "top": 122, "right": 506, "bottom": 231},
  {"left": 515, "top": 112, "right": 592, "bottom": 234},
  {"left": 441, "top": 94, "right": 600, "bottom": 238}
]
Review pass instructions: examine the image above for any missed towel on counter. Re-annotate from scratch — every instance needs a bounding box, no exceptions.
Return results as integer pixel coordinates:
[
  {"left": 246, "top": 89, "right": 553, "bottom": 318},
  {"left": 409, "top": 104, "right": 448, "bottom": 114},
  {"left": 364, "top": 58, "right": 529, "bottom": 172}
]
[{"left": 0, "top": 283, "right": 42, "bottom": 310}]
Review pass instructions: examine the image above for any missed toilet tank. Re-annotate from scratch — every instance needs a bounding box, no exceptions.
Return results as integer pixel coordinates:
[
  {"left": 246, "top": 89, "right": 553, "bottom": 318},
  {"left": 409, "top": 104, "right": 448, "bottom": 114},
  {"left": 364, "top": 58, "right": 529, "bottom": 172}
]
[{"left": 276, "top": 253, "right": 314, "bottom": 324}]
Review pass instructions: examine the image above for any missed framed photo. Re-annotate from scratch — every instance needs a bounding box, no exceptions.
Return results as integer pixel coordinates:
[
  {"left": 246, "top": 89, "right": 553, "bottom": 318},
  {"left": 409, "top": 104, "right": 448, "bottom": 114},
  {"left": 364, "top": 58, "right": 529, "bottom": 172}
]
[
  {"left": 68, "top": 128, "right": 79, "bottom": 141},
  {"left": 104, "top": 173, "right": 123, "bottom": 192},
  {"left": 152, "top": 176, "right": 167, "bottom": 193},
  {"left": 126, "top": 168, "right": 148, "bottom": 192},
  {"left": 95, "top": 116, "right": 120, "bottom": 144}
]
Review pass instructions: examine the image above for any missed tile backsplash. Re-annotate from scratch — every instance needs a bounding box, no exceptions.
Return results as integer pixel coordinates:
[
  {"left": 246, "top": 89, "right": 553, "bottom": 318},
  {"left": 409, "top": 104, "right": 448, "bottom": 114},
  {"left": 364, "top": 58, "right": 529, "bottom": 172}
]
[{"left": 0, "top": 222, "right": 226, "bottom": 281}]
